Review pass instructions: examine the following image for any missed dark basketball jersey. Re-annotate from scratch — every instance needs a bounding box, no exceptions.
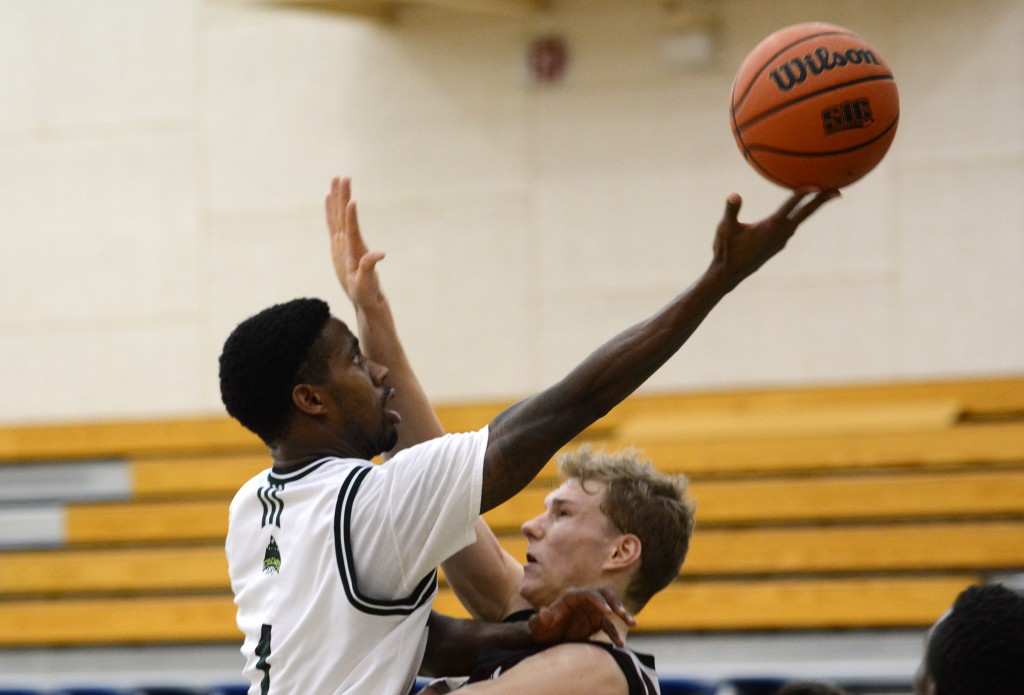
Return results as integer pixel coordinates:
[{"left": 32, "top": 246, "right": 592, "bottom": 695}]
[{"left": 467, "top": 611, "right": 661, "bottom": 695}]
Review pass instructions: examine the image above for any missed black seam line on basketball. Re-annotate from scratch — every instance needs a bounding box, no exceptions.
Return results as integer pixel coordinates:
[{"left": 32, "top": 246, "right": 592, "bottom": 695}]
[
  {"left": 735, "top": 73, "right": 895, "bottom": 133},
  {"left": 733, "top": 118, "right": 790, "bottom": 188},
  {"left": 747, "top": 115, "right": 899, "bottom": 157},
  {"left": 732, "top": 30, "right": 853, "bottom": 112},
  {"left": 732, "top": 108, "right": 759, "bottom": 174},
  {"left": 745, "top": 148, "right": 792, "bottom": 188},
  {"left": 730, "top": 99, "right": 749, "bottom": 158}
]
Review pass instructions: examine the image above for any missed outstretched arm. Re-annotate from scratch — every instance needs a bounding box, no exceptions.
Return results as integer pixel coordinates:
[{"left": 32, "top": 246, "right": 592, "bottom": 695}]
[
  {"left": 325, "top": 176, "right": 445, "bottom": 457},
  {"left": 480, "top": 189, "right": 839, "bottom": 512}
]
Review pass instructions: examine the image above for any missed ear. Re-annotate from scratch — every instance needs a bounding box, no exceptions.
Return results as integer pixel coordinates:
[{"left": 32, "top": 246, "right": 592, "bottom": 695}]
[
  {"left": 292, "top": 383, "right": 327, "bottom": 415},
  {"left": 606, "top": 534, "right": 642, "bottom": 571}
]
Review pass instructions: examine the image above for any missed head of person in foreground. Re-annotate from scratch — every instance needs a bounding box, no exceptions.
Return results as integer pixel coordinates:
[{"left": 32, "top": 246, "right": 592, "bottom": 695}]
[
  {"left": 914, "top": 582, "right": 1024, "bottom": 695},
  {"left": 520, "top": 447, "right": 696, "bottom": 615}
]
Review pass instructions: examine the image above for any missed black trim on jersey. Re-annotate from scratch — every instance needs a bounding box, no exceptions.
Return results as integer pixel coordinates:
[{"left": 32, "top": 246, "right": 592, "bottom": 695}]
[
  {"left": 268, "top": 485, "right": 283, "bottom": 526},
  {"left": 503, "top": 609, "right": 535, "bottom": 623},
  {"left": 257, "top": 484, "right": 284, "bottom": 528},
  {"left": 257, "top": 485, "right": 269, "bottom": 528},
  {"left": 606, "top": 647, "right": 660, "bottom": 695},
  {"left": 255, "top": 623, "right": 272, "bottom": 695},
  {"left": 258, "top": 458, "right": 338, "bottom": 528},
  {"left": 267, "top": 457, "right": 332, "bottom": 485},
  {"left": 477, "top": 612, "right": 661, "bottom": 695},
  {"left": 333, "top": 465, "right": 437, "bottom": 616}
]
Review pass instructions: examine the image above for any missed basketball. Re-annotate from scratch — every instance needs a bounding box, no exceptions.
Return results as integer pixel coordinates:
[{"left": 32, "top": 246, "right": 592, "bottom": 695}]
[{"left": 730, "top": 22, "right": 899, "bottom": 190}]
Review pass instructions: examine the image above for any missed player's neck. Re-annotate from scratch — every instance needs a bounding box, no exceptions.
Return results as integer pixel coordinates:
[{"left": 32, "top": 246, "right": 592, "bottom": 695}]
[
  {"left": 590, "top": 613, "right": 630, "bottom": 646},
  {"left": 270, "top": 422, "right": 377, "bottom": 470},
  {"left": 270, "top": 439, "right": 356, "bottom": 471}
]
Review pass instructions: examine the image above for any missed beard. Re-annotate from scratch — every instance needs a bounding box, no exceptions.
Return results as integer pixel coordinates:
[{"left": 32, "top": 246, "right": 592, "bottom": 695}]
[
  {"left": 338, "top": 412, "right": 399, "bottom": 460},
  {"left": 380, "top": 423, "right": 399, "bottom": 454}
]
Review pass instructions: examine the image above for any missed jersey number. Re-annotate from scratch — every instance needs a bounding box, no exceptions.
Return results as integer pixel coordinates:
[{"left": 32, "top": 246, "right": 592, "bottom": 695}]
[{"left": 256, "top": 623, "right": 272, "bottom": 694}]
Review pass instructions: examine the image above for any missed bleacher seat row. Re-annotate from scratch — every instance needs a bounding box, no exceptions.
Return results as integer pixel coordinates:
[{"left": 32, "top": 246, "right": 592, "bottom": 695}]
[{"left": 0, "top": 376, "right": 1021, "bottom": 657}]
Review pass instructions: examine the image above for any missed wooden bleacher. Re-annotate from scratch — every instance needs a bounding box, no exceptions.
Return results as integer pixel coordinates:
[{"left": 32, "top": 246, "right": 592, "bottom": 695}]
[{"left": 1, "top": 375, "right": 1022, "bottom": 646}]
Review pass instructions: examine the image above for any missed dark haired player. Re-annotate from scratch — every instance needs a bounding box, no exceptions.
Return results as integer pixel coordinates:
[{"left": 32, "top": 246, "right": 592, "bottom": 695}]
[
  {"left": 221, "top": 176, "right": 837, "bottom": 695},
  {"left": 914, "top": 583, "right": 1024, "bottom": 695}
]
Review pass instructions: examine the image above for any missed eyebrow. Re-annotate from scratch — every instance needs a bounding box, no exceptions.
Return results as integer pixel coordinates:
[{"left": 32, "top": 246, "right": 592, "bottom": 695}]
[{"left": 544, "top": 494, "right": 573, "bottom": 510}]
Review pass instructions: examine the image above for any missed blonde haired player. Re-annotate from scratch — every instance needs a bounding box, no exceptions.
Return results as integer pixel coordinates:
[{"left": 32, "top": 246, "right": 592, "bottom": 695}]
[{"left": 310, "top": 177, "right": 836, "bottom": 694}]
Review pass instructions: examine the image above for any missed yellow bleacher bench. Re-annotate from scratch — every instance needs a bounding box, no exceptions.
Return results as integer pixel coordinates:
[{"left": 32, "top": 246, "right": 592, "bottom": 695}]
[{"left": 0, "top": 375, "right": 1021, "bottom": 647}]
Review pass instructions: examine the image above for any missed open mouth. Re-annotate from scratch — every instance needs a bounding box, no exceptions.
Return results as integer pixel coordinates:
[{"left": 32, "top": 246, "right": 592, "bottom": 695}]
[{"left": 383, "top": 388, "right": 401, "bottom": 424}]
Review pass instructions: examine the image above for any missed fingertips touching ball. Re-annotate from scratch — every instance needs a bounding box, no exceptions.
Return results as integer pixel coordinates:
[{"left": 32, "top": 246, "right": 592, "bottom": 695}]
[{"left": 730, "top": 22, "right": 899, "bottom": 190}]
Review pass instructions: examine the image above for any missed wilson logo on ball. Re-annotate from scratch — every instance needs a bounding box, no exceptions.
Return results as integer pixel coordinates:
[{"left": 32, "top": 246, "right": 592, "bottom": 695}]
[
  {"left": 729, "top": 22, "right": 899, "bottom": 190},
  {"left": 769, "top": 46, "right": 881, "bottom": 91},
  {"left": 822, "top": 98, "right": 874, "bottom": 135}
]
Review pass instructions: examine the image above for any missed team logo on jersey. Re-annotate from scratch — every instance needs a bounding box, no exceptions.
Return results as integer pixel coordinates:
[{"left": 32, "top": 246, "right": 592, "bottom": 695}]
[{"left": 263, "top": 536, "right": 282, "bottom": 575}]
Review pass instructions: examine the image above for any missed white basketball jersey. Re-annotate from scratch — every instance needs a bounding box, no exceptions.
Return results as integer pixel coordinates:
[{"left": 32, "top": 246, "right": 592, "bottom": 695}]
[{"left": 226, "top": 429, "right": 487, "bottom": 695}]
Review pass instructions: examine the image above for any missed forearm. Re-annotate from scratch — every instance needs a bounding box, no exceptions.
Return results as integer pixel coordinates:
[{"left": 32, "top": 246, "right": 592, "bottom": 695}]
[
  {"left": 554, "top": 269, "right": 731, "bottom": 418},
  {"left": 355, "top": 294, "right": 444, "bottom": 456},
  {"left": 421, "top": 612, "right": 533, "bottom": 678},
  {"left": 442, "top": 517, "right": 525, "bottom": 622},
  {"left": 482, "top": 268, "right": 732, "bottom": 511}
]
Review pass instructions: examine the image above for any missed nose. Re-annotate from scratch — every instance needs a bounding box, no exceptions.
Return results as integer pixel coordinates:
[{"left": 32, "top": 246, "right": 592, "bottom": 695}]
[
  {"left": 369, "top": 360, "right": 389, "bottom": 386},
  {"left": 521, "top": 513, "right": 543, "bottom": 540}
]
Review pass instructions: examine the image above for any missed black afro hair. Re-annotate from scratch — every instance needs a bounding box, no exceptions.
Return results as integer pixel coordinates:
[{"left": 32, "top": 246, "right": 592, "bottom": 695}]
[
  {"left": 927, "top": 583, "right": 1024, "bottom": 695},
  {"left": 219, "top": 298, "right": 331, "bottom": 444}
]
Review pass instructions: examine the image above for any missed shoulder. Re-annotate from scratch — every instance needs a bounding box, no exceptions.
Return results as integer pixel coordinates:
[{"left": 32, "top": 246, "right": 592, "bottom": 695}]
[
  {"left": 489, "top": 642, "right": 629, "bottom": 695},
  {"left": 374, "top": 429, "right": 489, "bottom": 478},
  {"left": 228, "top": 468, "right": 271, "bottom": 510},
  {"left": 391, "top": 428, "right": 489, "bottom": 459}
]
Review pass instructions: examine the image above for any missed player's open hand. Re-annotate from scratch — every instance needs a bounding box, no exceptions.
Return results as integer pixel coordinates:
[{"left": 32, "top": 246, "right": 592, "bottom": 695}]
[
  {"left": 528, "top": 587, "right": 636, "bottom": 648},
  {"left": 325, "top": 176, "right": 386, "bottom": 308},
  {"left": 710, "top": 188, "right": 840, "bottom": 290}
]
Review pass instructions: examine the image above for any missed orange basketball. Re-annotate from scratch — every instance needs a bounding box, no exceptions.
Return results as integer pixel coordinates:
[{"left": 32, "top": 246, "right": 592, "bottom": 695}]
[{"left": 730, "top": 22, "right": 899, "bottom": 190}]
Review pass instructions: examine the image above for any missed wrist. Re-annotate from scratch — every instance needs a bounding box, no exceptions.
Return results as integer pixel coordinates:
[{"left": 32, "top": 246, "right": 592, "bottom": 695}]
[
  {"left": 353, "top": 288, "right": 388, "bottom": 310},
  {"left": 699, "top": 262, "right": 743, "bottom": 295},
  {"left": 353, "top": 292, "right": 393, "bottom": 324}
]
